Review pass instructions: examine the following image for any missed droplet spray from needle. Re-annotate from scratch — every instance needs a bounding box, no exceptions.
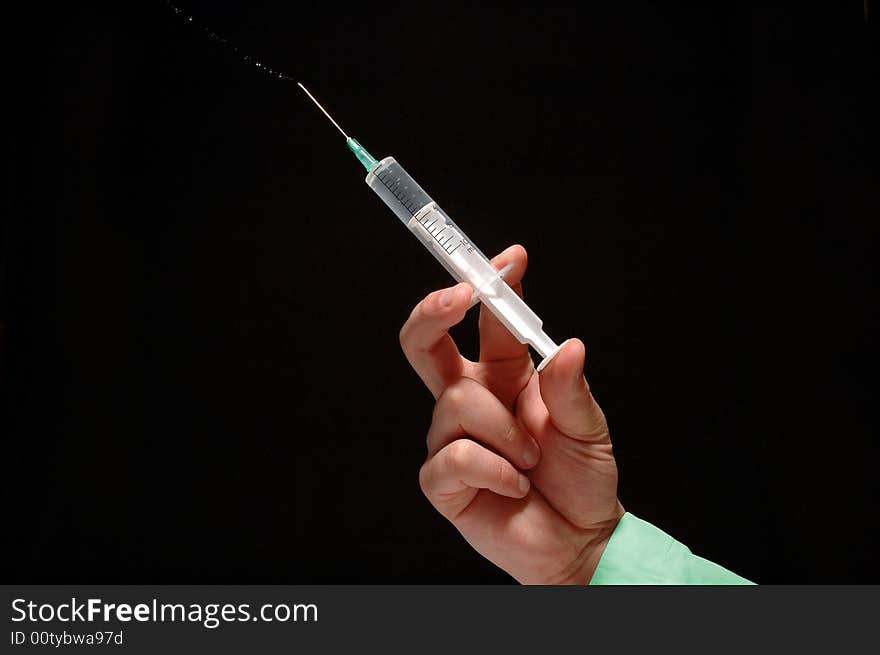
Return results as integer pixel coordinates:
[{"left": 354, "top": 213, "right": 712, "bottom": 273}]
[{"left": 297, "top": 82, "right": 377, "bottom": 171}]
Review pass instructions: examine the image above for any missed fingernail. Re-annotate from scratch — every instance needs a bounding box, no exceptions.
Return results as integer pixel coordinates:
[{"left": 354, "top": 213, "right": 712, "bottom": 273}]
[
  {"left": 517, "top": 474, "right": 531, "bottom": 495},
  {"left": 522, "top": 438, "right": 540, "bottom": 468}
]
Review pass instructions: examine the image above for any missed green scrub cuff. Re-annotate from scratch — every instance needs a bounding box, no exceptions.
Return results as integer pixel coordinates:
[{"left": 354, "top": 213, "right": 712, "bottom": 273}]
[{"left": 589, "top": 512, "right": 754, "bottom": 585}]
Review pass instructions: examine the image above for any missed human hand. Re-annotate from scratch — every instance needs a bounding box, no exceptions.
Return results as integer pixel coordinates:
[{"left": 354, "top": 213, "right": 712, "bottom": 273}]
[{"left": 400, "top": 245, "right": 624, "bottom": 584}]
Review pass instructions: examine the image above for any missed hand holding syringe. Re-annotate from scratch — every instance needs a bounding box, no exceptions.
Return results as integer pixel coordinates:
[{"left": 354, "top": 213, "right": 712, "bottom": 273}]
[
  {"left": 300, "top": 83, "right": 624, "bottom": 584},
  {"left": 159, "top": 8, "right": 746, "bottom": 587},
  {"left": 297, "top": 83, "right": 565, "bottom": 372}
]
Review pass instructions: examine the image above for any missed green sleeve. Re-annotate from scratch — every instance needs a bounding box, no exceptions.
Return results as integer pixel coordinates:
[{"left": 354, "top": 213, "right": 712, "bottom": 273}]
[{"left": 589, "top": 512, "right": 754, "bottom": 585}]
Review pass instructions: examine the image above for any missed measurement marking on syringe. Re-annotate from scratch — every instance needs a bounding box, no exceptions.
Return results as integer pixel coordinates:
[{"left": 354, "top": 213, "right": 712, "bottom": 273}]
[
  {"left": 375, "top": 167, "right": 429, "bottom": 217},
  {"left": 412, "top": 209, "right": 463, "bottom": 255}
]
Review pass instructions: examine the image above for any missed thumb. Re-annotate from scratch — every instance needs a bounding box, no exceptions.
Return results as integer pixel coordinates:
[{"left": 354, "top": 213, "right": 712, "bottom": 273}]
[{"left": 538, "top": 339, "right": 608, "bottom": 442}]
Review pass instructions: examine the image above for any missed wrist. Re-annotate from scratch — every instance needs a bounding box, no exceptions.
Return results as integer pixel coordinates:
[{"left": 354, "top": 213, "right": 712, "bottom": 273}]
[{"left": 556, "top": 501, "right": 625, "bottom": 585}]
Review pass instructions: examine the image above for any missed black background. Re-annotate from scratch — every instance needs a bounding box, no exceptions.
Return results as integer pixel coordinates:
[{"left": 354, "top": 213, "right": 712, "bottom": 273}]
[{"left": 3, "top": 2, "right": 878, "bottom": 583}]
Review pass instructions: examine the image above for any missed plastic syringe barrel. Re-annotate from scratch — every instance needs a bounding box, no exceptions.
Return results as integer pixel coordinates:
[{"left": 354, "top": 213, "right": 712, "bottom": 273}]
[{"left": 365, "top": 156, "right": 560, "bottom": 367}]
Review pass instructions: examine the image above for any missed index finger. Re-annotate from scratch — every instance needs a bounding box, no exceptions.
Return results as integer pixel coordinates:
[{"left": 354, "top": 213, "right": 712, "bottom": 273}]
[
  {"left": 478, "top": 244, "right": 530, "bottom": 362},
  {"left": 399, "top": 282, "right": 473, "bottom": 398}
]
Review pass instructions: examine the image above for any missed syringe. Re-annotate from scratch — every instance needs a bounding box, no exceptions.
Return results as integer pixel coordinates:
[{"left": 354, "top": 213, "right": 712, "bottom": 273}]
[{"left": 298, "top": 83, "right": 564, "bottom": 371}]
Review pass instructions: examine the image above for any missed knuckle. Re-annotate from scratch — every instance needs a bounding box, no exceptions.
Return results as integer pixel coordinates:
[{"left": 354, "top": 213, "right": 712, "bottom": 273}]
[
  {"left": 447, "top": 440, "right": 473, "bottom": 469},
  {"left": 398, "top": 322, "right": 410, "bottom": 349},
  {"left": 398, "top": 297, "right": 433, "bottom": 349},
  {"left": 502, "top": 421, "right": 518, "bottom": 446},
  {"left": 436, "top": 378, "right": 473, "bottom": 413},
  {"left": 418, "top": 462, "right": 432, "bottom": 494},
  {"left": 497, "top": 458, "right": 513, "bottom": 488},
  {"left": 399, "top": 309, "right": 420, "bottom": 349}
]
